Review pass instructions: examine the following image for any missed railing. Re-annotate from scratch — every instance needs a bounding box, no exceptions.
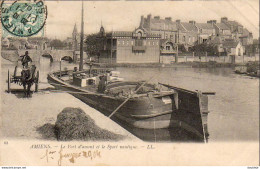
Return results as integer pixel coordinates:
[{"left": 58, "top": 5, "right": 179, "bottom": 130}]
[{"left": 160, "top": 49, "right": 177, "bottom": 54}]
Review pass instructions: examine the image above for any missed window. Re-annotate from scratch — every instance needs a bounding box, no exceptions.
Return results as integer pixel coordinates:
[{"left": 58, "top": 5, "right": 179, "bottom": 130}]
[
  {"left": 153, "top": 42, "right": 155, "bottom": 45},
  {"left": 137, "top": 32, "right": 142, "bottom": 39},
  {"left": 148, "top": 41, "right": 150, "bottom": 45},
  {"left": 183, "top": 36, "right": 186, "bottom": 42},
  {"left": 166, "top": 46, "right": 170, "bottom": 50},
  {"left": 143, "top": 41, "right": 146, "bottom": 45},
  {"left": 135, "top": 39, "right": 143, "bottom": 46},
  {"left": 126, "top": 40, "right": 129, "bottom": 45},
  {"left": 122, "top": 41, "right": 124, "bottom": 45},
  {"left": 113, "top": 39, "right": 117, "bottom": 46},
  {"left": 118, "top": 41, "right": 120, "bottom": 45},
  {"left": 131, "top": 41, "right": 134, "bottom": 45}
]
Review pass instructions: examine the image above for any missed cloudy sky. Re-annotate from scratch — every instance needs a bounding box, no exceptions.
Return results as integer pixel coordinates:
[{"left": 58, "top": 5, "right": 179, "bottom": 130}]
[{"left": 45, "top": 0, "right": 259, "bottom": 40}]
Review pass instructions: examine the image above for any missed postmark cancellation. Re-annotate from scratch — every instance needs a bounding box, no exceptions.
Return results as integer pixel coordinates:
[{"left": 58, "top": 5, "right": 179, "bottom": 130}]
[{"left": 1, "top": 0, "right": 47, "bottom": 37}]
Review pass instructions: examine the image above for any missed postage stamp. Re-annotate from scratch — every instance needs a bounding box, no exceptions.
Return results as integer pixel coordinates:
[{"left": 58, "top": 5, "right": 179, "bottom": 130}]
[{"left": 1, "top": 0, "right": 47, "bottom": 37}]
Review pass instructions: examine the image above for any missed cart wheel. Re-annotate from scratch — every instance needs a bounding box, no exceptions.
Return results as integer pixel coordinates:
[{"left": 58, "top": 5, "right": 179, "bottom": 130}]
[
  {"left": 35, "top": 70, "right": 39, "bottom": 92},
  {"left": 7, "top": 69, "right": 11, "bottom": 93}
]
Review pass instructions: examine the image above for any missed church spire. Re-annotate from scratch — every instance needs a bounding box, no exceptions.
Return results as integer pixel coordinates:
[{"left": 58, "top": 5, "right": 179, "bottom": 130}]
[
  {"left": 73, "top": 23, "right": 78, "bottom": 35},
  {"left": 100, "top": 20, "right": 105, "bottom": 36}
]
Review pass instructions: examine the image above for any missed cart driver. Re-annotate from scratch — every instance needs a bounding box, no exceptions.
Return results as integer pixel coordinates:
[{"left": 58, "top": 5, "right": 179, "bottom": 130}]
[{"left": 20, "top": 51, "right": 32, "bottom": 68}]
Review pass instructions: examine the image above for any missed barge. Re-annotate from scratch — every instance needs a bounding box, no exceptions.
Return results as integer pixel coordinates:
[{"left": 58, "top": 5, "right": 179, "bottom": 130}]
[{"left": 47, "top": 68, "right": 212, "bottom": 142}]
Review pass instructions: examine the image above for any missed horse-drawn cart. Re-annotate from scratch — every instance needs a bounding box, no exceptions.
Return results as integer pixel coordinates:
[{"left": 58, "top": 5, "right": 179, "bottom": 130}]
[{"left": 7, "top": 65, "right": 39, "bottom": 96}]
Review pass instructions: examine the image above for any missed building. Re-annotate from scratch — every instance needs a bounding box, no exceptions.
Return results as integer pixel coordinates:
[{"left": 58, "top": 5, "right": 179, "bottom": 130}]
[
  {"left": 160, "top": 39, "right": 178, "bottom": 63},
  {"left": 98, "top": 27, "right": 161, "bottom": 63},
  {"left": 213, "top": 22, "right": 232, "bottom": 39},
  {"left": 195, "top": 22, "right": 215, "bottom": 43},
  {"left": 222, "top": 39, "right": 244, "bottom": 57},
  {"left": 1, "top": 37, "right": 48, "bottom": 50},
  {"left": 180, "top": 21, "right": 199, "bottom": 47},
  {"left": 239, "top": 28, "right": 253, "bottom": 46},
  {"left": 140, "top": 15, "right": 216, "bottom": 47},
  {"left": 139, "top": 15, "right": 254, "bottom": 47},
  {"left": 220, "top": 17, "right": 243, "bottom": 39},
  {"left": 220, "top": 17, "right": 253, "bottom": 45}
]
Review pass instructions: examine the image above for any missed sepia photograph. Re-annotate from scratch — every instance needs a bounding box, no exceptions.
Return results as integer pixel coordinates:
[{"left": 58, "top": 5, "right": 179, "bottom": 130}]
[{"left": 0, "top": 0, "right": 259, "bottom": 166}]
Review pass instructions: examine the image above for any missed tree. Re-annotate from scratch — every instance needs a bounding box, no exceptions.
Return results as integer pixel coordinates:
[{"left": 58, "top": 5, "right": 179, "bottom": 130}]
[
  {"left": 178, "top": 44, "right": 187, "bottom": 53},
  {"left": 84, "top": 33, "right": 104, "bottom": 59},
  {"left": 50, "top": 39, "right": 66, "bottom": 49},
  {"left": 189, "top": 43, "right": 218, "bottom": 56}
]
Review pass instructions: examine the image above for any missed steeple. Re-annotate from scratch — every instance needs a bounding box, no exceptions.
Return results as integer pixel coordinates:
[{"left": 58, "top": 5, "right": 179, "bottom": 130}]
[
  {"left": 99, "top": 20, "right": 105, "bottom": 36},
  {"left": 72, "top": 23, "right": 78, "bottom": 37}
]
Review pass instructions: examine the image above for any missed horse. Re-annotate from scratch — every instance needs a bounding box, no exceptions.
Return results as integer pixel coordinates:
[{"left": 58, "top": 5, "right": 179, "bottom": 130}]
[{"left": 21, "top": 65, "right": 36, "bottom": 97}]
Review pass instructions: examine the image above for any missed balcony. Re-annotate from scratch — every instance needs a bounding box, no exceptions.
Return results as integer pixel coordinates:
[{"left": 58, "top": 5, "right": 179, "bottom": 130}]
[
  {"left": 132, "top": 46, "right": 146, "bottom": 51},
  {"left": 160, "top": 49, "right": 177, "bottom": 54}
]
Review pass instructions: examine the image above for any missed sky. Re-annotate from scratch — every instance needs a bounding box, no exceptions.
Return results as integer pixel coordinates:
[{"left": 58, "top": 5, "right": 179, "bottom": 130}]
[{"left": 45, "top": 0, "right": 259, "bottom": 40}]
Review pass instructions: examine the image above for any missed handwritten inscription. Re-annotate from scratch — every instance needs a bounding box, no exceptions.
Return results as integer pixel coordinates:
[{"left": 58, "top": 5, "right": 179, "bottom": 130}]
[
  {"left": 36, "top": 143, "right": 155, "bottom": 165},
  {"left": 40, "top": 145, "right": 101, "bottom": 166}
]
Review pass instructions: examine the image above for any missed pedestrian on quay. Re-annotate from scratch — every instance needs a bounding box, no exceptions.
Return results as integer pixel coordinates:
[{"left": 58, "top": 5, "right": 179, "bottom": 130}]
[{"left": 20, "top": 51, "right": 32, "bottom": 68}]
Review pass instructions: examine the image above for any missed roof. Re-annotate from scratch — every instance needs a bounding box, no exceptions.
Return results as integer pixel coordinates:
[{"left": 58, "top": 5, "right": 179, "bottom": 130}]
[
  {"left": 195, "top": 23, "right": 214, "bottom": 30},
  {"left": 112, "top": 31, "right": 132, "bottom": 37},
  {"left": 240, "top": 28, "right": 252, "bottom": 37},
  {"left": 215, "top": 23, "right": 230, "bottom": 30},
  {"left": 181, "top": 22, "right": 198, "bottom": 32},
  {"left": 149, "top": 18, "right": 184, "bottom": 31},
  {"left": 227, "top": 20, "right": 243, "bottom": 27},
  {"left": 106, "top": 31, "right": 161, "bottom": 38},
  {"left": 222, "top": 40, "right": 240, "bottom": 48}
]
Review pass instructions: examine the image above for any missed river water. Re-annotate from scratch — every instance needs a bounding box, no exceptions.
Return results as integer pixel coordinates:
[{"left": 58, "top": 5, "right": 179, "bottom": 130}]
[{"left": 2, "top": 56, "right": 259, "bottom": 142}]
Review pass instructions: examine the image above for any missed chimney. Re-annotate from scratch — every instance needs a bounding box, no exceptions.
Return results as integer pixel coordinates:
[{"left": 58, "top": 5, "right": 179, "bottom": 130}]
[
  {"left": 147, "top": 14, "right": 151, "bottom": 21},
  {"left": 207, "top": 20, "right": 216, "bottom": 25},
  {"left": 189, "top": 20, "right": 196, "bottom": 25},
  {"left": 140, "top": 15, "right": 144, "bottom": 27},
  {"left": 165, "top": 17, "right": 172, "bottom": 21},
  {"left": 147, "top": 14, "right": 152, "bottom": 31},
  {"left": 221, "top": 17, "right": 228, "bottom": 23},
  {"left": 154, "top": 16, "right": 160, "bottom": 20},
  {"left": 176, "top": 19, "right": 180, "bottom": 23}
]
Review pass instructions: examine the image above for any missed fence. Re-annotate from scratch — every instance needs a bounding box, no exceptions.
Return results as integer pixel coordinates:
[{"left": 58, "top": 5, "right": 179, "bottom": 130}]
[{"left": 160, "top": 53, "right": 259, "bottom": 64}]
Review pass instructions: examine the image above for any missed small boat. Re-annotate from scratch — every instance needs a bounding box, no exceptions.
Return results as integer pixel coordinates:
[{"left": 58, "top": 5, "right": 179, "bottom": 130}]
[{"left": 47, "top": 68, "right": 213, "bottom": 142}]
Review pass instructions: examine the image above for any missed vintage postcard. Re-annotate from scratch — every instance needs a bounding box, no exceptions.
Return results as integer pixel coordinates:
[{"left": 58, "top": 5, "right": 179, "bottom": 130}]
[{"left": 0, "top": 0, "right": 259, "bottom": 166}]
